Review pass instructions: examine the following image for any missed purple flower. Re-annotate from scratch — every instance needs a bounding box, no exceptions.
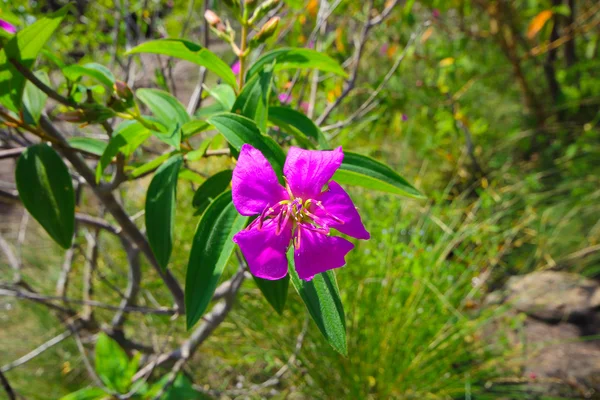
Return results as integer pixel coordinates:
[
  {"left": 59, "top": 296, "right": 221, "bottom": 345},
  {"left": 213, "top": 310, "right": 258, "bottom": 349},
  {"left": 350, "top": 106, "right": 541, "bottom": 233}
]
[
  {"left": 402, "top": 113, "right": 408, "bottom": 121},
  {"left": 278, "top": 93, "right": 292, "bottom": 104},
  {"left": 231, "top": 60, "right": 240, "bottom": 75},
  {"left": 232, "top": 145, "right": 370, "bottom": 281},
  {"left": 0, "top": 19, "right": 16, "bottom": 34},
  {"left": 432, "top": 9, "right": 441, "bottom": 19}
]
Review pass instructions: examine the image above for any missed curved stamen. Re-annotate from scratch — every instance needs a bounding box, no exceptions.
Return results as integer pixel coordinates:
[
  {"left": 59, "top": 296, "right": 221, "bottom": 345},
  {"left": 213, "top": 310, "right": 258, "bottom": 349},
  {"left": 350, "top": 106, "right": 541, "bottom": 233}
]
[{"left": 313, "top": 200, "right": 345, "bottom": 224}]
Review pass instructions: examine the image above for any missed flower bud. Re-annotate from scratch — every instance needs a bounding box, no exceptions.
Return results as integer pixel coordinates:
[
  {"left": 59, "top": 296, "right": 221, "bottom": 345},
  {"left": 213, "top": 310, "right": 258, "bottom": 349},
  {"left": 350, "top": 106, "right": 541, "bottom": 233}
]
[
  {"left": 248, "top": 0, "right": 280, "bottom": 25},
  {"left": 251, "top": 16, "right": 279, "bottom": 46},
  {"left": 204, "top": 10, "right": 221, "bottom": 27},
  {"left": 108, "top": 80, "right": 135, "bottom": 111}
]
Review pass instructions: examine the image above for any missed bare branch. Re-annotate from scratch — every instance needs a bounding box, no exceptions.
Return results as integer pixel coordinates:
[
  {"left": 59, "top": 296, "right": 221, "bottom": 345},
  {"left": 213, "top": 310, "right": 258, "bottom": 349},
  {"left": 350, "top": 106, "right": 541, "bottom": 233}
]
[
  {"left": 1, "top": 330, "right": 72, "bottom": 373},
  {"left": 0, "top": 286, "right": 176, "bottom": 316},
  {"left": 39, "top": 116, "right": 185, "bottom": 312}
]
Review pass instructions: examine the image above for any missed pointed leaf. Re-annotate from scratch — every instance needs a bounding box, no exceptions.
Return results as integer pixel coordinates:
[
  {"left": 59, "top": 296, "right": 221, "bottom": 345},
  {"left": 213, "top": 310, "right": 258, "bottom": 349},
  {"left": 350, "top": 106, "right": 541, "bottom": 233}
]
[
  {"left": 288, "top": 250, "right": 347, "bottom": 355},
  {"left": 95, "top": 333, "right": 130, "bottom": 393},
  {"left": 232, "top": 64, "right": 273, "bottom": 132},
  {"left": 253, "top": 275, "right": 289, "bottom": 315},
  {"left": 136, "top": 88, "right": 190, "bottom": 127},
  {"left": 153, "top": 121, "right": 182, "bottom": 149},
  {"left": 185, "top": 191, "right": 248, "bottom": 329},
  {"left": 62, "top": 63, "right": 115, "bottom": 87},
  {"left": 268, "top": 106, "right": 329, "bottom": 149},
  {"left": 68, "top": 137, "right": 107, "bottom": 156},
  {"left": 145, "top": 154, "right": 183, "bottom": 269},
  {"left": 182, "top": 120, "right": 210, "bottom": 139},
  {"left": 334, "top": 152, "right": 425, "bottom": 199},
  {"left": 22, "top": 71, "right": 49, "bottom": 124},
  {"left": 127, "top": 39, "right": 237, "bottom": 88},
  {"left": 96, "top": 121, "right": 151, "bottom": 182},
  {"left": 246, "top": 47, "right": 347, "bottom": 80},
  {"left": 192, "top": 169, "right": 232, "bottom": 216},
  {"left": 0, "top": 5, "right": 70, "bottom": 112},
  {"left": 206, "top": 84, "right": 236, "bottom": 110},
  {"left": 16, "top": 144, "right": 75, "bottom": 249},
  {"left": 207, "top": 113, "right": 286, "bottom": 177},
  {"left": 130, "top": 152, "right": 175, "bottom": 179},
  {"left": 59, "top": 387, "right": 107, "bottom": 400}
]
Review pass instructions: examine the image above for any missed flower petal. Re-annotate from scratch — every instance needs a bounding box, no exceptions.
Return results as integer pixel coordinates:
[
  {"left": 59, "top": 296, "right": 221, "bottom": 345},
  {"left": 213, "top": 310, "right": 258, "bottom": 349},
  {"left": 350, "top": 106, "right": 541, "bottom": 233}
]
[
  {"left": 293, "top": 224, "right": 354, "bottom": 281},
  {"left": 284, "top": 146, "right": 344, "bottom": 200},
  {"left": 232, "top": 144, "right": 288, "bottom": 216},
  {"left": 314, "top": 181, "right": 370, "bottom": 240},
  {"left": 233, "top": 219, "right": 292, "bottom": 280}
]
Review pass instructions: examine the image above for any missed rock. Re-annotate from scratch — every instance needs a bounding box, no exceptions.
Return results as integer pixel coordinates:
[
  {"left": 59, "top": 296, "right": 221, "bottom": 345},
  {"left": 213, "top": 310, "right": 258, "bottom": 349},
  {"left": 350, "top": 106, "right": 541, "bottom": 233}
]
[
  {"left": 518, "top": 318, "right": 600, "bottom": 398},
  {"left": 505, "top": 271, "right": 600, "bottom": 323}
]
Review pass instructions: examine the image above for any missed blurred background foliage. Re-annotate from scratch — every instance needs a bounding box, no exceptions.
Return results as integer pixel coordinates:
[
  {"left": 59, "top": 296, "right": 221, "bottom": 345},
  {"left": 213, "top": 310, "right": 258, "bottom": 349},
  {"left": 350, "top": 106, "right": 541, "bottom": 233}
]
[{"left": 1, "top": 0, "right": 599, "bottom": 398}]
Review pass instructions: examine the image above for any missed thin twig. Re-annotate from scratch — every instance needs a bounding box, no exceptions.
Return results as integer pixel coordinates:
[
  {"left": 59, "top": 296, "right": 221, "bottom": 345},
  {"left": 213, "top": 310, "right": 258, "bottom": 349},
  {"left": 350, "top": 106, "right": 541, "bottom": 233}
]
[
  {"left": 1, "top": 330, "right": 73, "bottom": 373},
  {"left": 0, "top": 370, "right": 16, "bottom": 400}
]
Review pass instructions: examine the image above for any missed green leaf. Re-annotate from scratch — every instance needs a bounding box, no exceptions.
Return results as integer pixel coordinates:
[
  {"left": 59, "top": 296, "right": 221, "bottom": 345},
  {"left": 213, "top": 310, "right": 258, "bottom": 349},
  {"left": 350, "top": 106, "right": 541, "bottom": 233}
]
[
  {"left": 185, "top": 138, "right": 212, "bottom": 161},
  {"left": 269, "top": 106, "right": 329, "bottom": 149},
  {"left": 246, "top": 47, "right": 347, "bottom": 80},
  {"left": 146, "top": 374, "right": 203, "bottom": 400},
  {"left": 253, "top": 275, "right": 289, "bottom": 315},
  {"left": 59, "top": 387, "right": 107, "bottom": 400},
  {"left": 192, "top": 170, "right": 232, "bottom": 216},
  {"left": 145, "top": 154, "right": 183, "bottom": 269},
  {"left": 15, "top": 144, "right": 75, "bottom": 249},
  {"left": 127, "top": 39, "right": 237, "bottom": 88},
  {"left": 185, "top": 191, "right": 248, "bottom": 329},
  {"left": 195, "top": 102, "right": 225, "bottom": 118},
  {"left": 68, "top": 137, "right": 107, "bottom": 156},
  {"left": 206, "top": 84, "right": 236, "bottom": 110},
  {"left": 207, "top": 113, "right": 286, "bottom": 177},
  {"left": 0, "top": 5, "right": 70, "bottom": 112},
  {"left": 130, "top": 152, "right": 175, "bottom": 179},
  {"left": 232, "top": 64, "right": 273, "bottom": 132},
  {"left": 62, "top": 63, "right": 115, "bottom": 87},
  {"left": 95, "top": 121, "right": 150, "bottom": 182},
  {"left": 288, "top": 251, "right": 347, "bottom": 355},
  {"left": 136, "top": 88, "right": 190, "bottom": 127},
  {"left": 153, "top": 121, "right": 182, "bottom": 149},
  {"left": 179, "top": 168, "right": 205, "bottom": 184},
  {"left": 22, "top": 71, "right": 49, "bottom": 124},
  {"left": 95, "top": 332, "right": 131, "bottom": 393},
  {"left": 334, "top": 152, "right": 425, "bottom": 199},
  {"left": 182, "top": 120, "right": 210, "bottom": 139}
]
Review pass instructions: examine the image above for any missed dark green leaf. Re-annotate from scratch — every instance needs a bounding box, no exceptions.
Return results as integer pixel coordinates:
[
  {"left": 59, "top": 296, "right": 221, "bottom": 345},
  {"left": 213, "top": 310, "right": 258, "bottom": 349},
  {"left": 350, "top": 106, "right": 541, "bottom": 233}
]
[
  {"left": 59, "top": 387, "right": 107, "bottom": 400},
  {"left": 232, "top": 64, "right": 273, "bottom": 132},
  {"left": 268, "top": 106, "right": 329, "bottom": 149},
  {"left": 253, "top": 275, "right": 289, "bottom": 315},
  {"left": 62, "top": 63, "right": 115, "bottom": 87},
  {"left": 136, "top": 88, "right": 190, "bottom": 127},
  {"left": 146, "top": 374, "right": 203, "bottom": 400},
  {"left": 246, "top": 47, "right": 347, "bottom": 80},
  {"left": 288, "top": 250, "right": 347, "bottom": 355},
  {"left": 207, "top": 113, "right": 286, "bottom": 177},
  {"left": 68, "top": 137, "right": 107, "bottom": 156},
  {"left": 334, "top": 152, "right": 425, "bottom": 199},
  {"left": 22, "top": 71, "right": 49, "bottom": 124},
  {"left": 206, "top": 84, "right": 236, "bottom": 110},
  {"left": 185, "top": 191, "right": 248, "bottom": 329},
  {"left": 0, "top": 5, "right": 70, "bottom": 112},
  {"left": 127, "top": 39, "right": 237, "bottom": 88},
  {"left": 192, "top": 170, "right": 232, "bottom": 216},
  {"left": 95, "top": 121, "right": 150, "bottom": 182},
  {"left": 145, "top": 154, "right": 183, "bottom": 269},
  {"left": 95, "top": 332, "right": 131, "bottom": 393},
  {"left": 15, "top": 144, "right": 75, "bottom": 249}
]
